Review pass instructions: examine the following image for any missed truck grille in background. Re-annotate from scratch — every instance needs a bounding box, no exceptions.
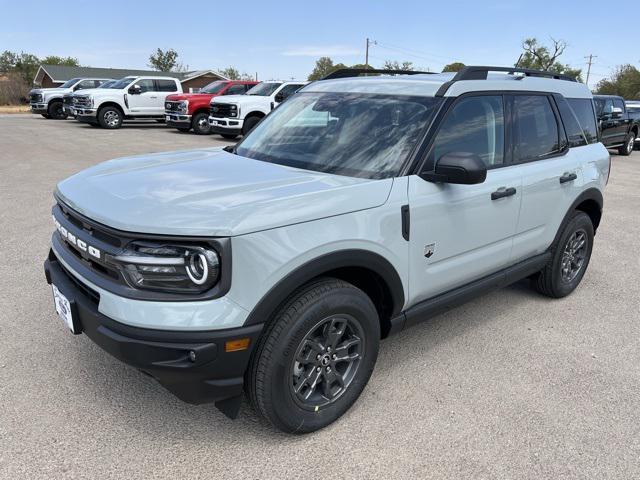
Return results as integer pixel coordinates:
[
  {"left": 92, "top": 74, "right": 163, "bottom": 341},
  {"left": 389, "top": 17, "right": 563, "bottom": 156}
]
[
  {"left": 209, "top": 103, "right": 233, "bottom": 118},
  {"left": 73, "top": 96, "right": 91, "bottom": 107},
  {"left": 30, "top": 93, "right": 43, "bottom": 103},
  {"left": 165, "top": 101, "right": 182, "bottom": 112},
  {"left": 63, "top": 95, "right": 73, "bottom": 105}
]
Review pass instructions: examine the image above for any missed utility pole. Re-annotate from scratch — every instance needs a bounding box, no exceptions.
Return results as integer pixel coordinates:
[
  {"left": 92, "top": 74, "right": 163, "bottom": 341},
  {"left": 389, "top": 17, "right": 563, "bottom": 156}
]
[
  {"left": 365, "top": 38, "right": 377, "bottom": 69},
  {"left": 585, "top": 54, "right": 597, "bottom": 86}
]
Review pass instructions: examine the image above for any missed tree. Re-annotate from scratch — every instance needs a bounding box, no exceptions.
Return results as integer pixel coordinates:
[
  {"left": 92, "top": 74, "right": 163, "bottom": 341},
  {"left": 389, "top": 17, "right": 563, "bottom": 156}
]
[
  {"left": 442, "top": 62, "right": 465, "bottom": 72},
  {"left": 517, "top": 38, "right": 582, "bottom": 81},
  {"left": 595, "top": 65, "right": 640, "bottom": 98},
  {"left": 148, "top": 48, "right": 180, "bottom": 72},
  {"left": 307, "top": 57, "right": 347, "bottom": 81},
  {"left": 383, "top": 60, "right": 414, "bottom": 71},
  {"left": 219, "top": 66, "right": 254, "bottom": 81},
  {"left": 41, "top": 55, "right": 80, "bottom": 67}
]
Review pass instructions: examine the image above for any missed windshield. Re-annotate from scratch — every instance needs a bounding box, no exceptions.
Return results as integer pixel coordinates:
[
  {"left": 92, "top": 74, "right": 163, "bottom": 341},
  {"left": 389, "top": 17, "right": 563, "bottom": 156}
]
[
  {"left": 98, "top": 80, "right": 116, "bottom": 89},
  {"left": 200, "top": 81, "right": 228, "bottom": 94},
  {"left": 235, "top": 92, "right": 442, "bottom": 179},
  {"left": 60, "top": 78, "right": 82, "bottom": 88},
  {"left": 247, "top": 82, "right": 282, "bottom": 96},
  {"left": 107, "top": 77, "right": 137, "bottom": 89}
]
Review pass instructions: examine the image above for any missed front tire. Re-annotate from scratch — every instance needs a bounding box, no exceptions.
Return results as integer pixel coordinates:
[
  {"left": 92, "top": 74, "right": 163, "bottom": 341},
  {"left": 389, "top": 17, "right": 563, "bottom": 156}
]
[
  {"left": 98, "top": 106, "right": 123, "bottom": 129},
  {"left": 242, "top": 115, "right": 261, "bottom": 136},
  {"left": 532, "top": 211, "right": 594, "bottom": 298},
  {"left": 48, "top": 101, "right": 67, "bottom": 120},
  {"left": 246, "top": 278, "right": 380, "bottom": 433},
  {"left": 618, "top": 132, "right": 636, "bottom": 156},
  {"left": 191, "top": 112, "right": 210, "bottom": 135}
]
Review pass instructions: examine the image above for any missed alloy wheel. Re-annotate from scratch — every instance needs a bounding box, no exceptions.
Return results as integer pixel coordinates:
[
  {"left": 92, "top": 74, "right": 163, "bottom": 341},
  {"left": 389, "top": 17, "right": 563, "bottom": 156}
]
[
  {"left": 290, "top": 315, "right": 364, "bottom": 410},
  {"left": 104, "top": 111, "right": 120, "bottom": 127},
  {"left": 561, "top": 229, "right": 588, "bottom": 283}
]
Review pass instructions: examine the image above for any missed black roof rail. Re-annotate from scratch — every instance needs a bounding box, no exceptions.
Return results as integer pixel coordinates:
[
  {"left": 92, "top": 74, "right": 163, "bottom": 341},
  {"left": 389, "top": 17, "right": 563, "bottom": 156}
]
[
  {"left": 322, "top": 68, "right": 434, "bottom": 80},
  {"left": 435, "top": 65, "right": 578, "bottom": 97}
]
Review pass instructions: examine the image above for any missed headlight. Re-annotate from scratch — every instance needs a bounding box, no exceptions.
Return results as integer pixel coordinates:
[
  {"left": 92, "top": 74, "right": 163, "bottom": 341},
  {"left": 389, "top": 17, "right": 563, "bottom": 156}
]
[
  {"left": 229, "top": 104, "right": 238, "bottom": 117},
  {"left": 110, "top": 243, "right": 220, "bottom": 293},
  {"left": 179, "top": 100, "right": 188, "bottom": 113}
]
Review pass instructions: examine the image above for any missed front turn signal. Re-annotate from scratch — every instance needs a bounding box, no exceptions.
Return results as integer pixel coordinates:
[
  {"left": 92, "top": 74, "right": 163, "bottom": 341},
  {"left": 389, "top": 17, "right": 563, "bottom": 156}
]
[{"left": 225, "top": 338, "right": 251, "bottom": 352}]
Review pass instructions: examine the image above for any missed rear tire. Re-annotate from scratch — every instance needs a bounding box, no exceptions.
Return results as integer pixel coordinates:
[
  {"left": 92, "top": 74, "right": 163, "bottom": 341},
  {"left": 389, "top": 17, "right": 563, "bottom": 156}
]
[
  {"left": 246, "top": 278, "right": 380, "bottom": 433},
  {"left": 242, "top": 115, "right": 261, "bottom": 136},
  {"left": 531, "top": 211, "right": 594, "bottom": 298},
  {"left": 97, "top": 106, "right": 123, "bottom": 129},
  {"left": 48, "top": 101, "right": 67, "bottom": 120},
  {"left": 191, "top": 112, "right": 210, "bottom": 135},
  {"left": 618, "top": 132, "right": 635, "bottom": 156}
]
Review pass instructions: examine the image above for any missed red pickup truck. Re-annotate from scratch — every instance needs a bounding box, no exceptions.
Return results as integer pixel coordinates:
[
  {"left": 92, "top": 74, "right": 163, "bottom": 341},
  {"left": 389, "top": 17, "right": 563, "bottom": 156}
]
[{"left": 165, "top": 80, "right": 258, "bottom": 134}]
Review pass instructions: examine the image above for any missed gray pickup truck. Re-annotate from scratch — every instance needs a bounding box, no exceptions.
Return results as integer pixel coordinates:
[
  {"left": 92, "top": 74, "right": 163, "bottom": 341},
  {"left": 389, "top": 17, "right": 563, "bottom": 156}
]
[{"left": 29, "top": 77, "right": 113, "bottom": 119}]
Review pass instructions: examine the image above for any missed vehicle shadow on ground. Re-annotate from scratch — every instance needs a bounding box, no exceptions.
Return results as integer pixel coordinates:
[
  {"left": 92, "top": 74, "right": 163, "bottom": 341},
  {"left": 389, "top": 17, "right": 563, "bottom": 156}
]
[{"left": 66, "top": 278, "right": 542, "bottom": 439}]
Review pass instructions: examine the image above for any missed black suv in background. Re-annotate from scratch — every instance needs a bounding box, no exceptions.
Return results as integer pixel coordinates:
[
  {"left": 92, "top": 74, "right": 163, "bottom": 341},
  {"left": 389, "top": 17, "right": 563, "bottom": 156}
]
[{"left": 593, "top": 95, "right": 639, "bottom": 155}]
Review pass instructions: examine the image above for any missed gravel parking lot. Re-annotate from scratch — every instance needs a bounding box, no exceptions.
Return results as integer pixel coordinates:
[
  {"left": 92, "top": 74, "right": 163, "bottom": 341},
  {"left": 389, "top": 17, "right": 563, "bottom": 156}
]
[{"left": 1, "top": 114, "right": 639, "bottom": 479}]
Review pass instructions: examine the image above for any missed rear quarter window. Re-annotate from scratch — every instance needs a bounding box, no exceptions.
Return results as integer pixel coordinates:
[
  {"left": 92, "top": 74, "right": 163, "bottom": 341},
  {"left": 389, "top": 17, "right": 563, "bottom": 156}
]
[
  {"left": 555, "top": 96, "right": 587, "bottom": 148},
  {"left": 567, "top": 98, "right": 598, "bottom": 144}
]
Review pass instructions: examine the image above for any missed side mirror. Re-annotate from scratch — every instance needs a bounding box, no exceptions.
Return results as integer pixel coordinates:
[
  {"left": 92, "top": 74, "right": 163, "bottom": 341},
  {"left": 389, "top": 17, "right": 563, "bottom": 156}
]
[
  {"left": 420, "top": 152, "right": 487, "bottom": 185},
  {"left": 612, "top": 107, "right": 623, "bottom": 118},
  {"left": 274, "top": 92, "right": 285, "bottom": 103},
  {"left": 128, "top": 85, "right": 141, "bottom": 95}
]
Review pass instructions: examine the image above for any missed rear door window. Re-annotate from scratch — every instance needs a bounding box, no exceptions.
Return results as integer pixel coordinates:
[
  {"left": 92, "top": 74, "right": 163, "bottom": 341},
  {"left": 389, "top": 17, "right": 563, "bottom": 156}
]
[
  {"left": 225, "top": 84, "right": 246, "bottom": 95},
  {"left": 512, "top": 95, "right": 560, "bottom": 162},
  {"left": 555, "top": 96, "right": 587, "bottom": 148},
  {"left": 567, "top": 98, "right": 598, "bottom": 144},
  {"left": 156, "top": 80, "right": 178, "bottom": 92}
]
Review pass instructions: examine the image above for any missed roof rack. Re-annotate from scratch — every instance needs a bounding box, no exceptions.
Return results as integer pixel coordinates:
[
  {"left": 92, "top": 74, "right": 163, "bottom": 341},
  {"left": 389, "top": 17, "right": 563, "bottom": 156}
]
[
  {"left": 322, "top": 68, "right": 434, "bottom": 80},
  {"left": 435, "top": 65, "right": 578, "bottom": 97}
]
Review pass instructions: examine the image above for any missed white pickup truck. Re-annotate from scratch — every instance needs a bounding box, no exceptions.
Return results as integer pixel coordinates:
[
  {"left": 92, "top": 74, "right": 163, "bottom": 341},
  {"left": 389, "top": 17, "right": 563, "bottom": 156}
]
[
  {"left": 208, "top": 81, "right": 307, "bottom": 138},
  {"left": 73, "top": 76, "right": 182, "bottom": 128}
]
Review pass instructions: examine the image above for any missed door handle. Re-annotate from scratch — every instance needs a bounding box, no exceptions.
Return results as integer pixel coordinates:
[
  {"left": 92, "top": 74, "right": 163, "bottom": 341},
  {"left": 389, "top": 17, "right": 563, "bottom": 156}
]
[
  {"left": 150, "top": 96, "right": 158, "bottom": 99},
  {"left": 559, "top": 172, "right": 577, "bottom": 184},
  {"left": 491, "top": 187, "right": 517, "bottom": 200}
]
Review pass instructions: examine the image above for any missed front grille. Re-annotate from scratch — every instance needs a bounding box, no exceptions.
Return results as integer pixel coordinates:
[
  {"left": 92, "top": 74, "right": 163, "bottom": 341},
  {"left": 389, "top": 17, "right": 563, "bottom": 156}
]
[
  {"left": 165, "top": 101, "right": 182, "bottom": 112},
  {"left": 209, "top": 103, "right": 234, "bottom": 118},
  {"left": 54, "top": 202, "right": 127, "bottom": 286},
  {"left": 58, "top": 260, "right": 101, "bottom": 305},
  {"left": 73, "top": 96, "right": 91, "bottom": 107},
  {"left": 30, "top": 93, "right": 43, "bottom": 103}
]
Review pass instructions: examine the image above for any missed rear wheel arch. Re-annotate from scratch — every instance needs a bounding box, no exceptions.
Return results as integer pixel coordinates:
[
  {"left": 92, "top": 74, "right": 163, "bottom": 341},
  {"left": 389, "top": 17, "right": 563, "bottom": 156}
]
[
  {"left": 555, "top": 189, "right": 603, "bottom": 244},
  {"left": 243, "top": 249, "right": 405, "bottom": 338}
]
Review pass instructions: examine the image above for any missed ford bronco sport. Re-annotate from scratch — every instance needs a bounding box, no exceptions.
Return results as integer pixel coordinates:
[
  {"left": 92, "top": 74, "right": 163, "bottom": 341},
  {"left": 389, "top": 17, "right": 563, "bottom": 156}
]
[{"left": 44, "top": 66, "right": 609, "bottom": 433}]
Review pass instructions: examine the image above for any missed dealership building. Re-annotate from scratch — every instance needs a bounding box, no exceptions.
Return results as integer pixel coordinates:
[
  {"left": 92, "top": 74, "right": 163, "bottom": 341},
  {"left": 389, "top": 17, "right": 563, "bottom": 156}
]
[{"left": 33, "top": 64, "right": 229, "bottom": 92}]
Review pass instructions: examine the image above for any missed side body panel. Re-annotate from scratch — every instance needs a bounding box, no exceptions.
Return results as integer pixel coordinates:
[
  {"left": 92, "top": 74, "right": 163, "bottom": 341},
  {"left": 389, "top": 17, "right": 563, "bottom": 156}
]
[
  {"left": 406, "top": 169, "right": 522, "bottom": 306},
  {"left": 511, "top": 143, "right": 608, "bottom": 262}
]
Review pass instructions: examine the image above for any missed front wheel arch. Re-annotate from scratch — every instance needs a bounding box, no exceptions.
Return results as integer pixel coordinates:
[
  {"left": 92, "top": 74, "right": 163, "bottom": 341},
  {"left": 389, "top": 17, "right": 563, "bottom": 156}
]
[{"left": 242, "top": 249, "right": 405, "bottom": 338}]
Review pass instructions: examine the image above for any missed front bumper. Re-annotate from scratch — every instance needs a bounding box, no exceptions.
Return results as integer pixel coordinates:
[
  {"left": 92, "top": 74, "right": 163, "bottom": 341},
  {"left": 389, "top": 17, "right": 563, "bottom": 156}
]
[
  {"left": 75, "top": 108, "right": 97, "bottom": 118},
  {"left": 165, "top": 111, "right": 191, "bottom": 127},
  {"left": 208, "top": 115, "right": 243, "bottom": 133},
  {"left": 63, "top": 105, "right": 76, "bottom": 116},
  {"left": 30, "top": 103, "right": 47, "bottom": 114},
  {"left": 44, "top": 251, "right": 263, "bottom": 417}
]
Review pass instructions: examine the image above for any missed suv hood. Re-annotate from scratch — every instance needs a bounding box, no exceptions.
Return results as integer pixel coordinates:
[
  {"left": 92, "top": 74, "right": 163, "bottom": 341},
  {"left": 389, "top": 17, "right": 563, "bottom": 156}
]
[{"left": 55, "top": 148, "right": 392, "bottom": 237}]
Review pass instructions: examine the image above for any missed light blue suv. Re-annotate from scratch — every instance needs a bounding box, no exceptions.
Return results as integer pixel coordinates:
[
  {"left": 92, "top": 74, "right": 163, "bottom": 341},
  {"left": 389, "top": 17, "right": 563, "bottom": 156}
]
[{"left": 44, "top": 66, "right": 609, "bottom": 433}]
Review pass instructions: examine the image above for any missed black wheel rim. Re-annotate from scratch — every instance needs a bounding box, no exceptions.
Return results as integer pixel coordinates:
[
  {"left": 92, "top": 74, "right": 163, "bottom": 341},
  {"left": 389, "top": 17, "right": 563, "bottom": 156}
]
[
  {"left": 561, "top": 229, "right": 588, "bottom": 283},
  {"left": 290, "top": 315, "right": 364, "bottom": 410}
]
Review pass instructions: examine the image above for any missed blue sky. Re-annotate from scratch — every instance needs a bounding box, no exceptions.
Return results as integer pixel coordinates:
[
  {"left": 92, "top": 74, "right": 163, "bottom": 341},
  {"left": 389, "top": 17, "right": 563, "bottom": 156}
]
[{"left": 0, "top": 0, "right": 630, "bottom": 88}]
